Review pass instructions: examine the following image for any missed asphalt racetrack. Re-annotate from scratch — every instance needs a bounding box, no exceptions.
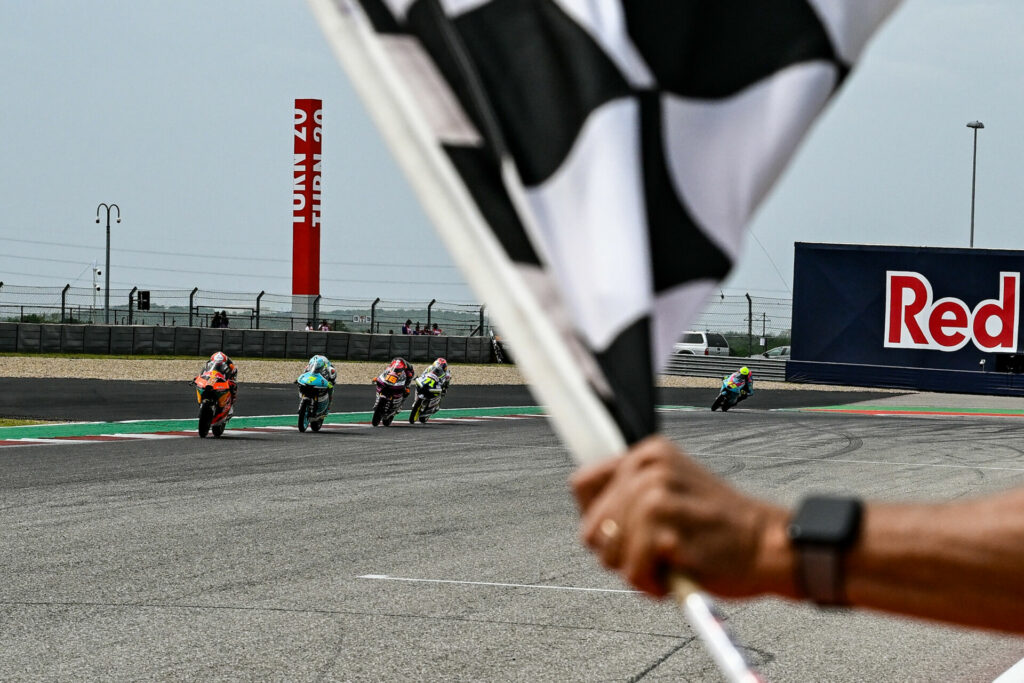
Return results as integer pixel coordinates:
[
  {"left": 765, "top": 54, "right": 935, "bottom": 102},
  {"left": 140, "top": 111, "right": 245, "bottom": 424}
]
[{"left": 3, "top": 382, "right": 1024, "bottom": 681}]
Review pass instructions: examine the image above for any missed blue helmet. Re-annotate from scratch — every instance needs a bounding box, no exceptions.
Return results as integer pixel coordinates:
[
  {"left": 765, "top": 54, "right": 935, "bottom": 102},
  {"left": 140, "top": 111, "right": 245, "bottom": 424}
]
[{"left": 308, "top": 355, "right": 329, "bottom": 374}]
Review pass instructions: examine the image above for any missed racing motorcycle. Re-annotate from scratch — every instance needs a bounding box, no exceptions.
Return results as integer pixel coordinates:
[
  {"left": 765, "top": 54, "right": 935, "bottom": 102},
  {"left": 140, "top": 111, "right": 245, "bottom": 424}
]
[
  {"left": 409, "top": 371, "right": 446, "bottom": 424},
  {"left": 296, "top": 371, "right": 332, "bottom": 432},
  {"left": 372, "top": 367, "right": 408, "bottom": 426},
  {"left": 192, "top": 368, "right": 234, "bottom": 437},
  {"left": 711, "top": 375, "right": 747, "bottom": 412}
]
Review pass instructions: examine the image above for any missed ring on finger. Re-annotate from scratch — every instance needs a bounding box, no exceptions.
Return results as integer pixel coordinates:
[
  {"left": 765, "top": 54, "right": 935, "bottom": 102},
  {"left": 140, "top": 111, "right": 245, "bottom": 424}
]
[{"left": 599, "top": 518, "right": 620, "bottom": 541}]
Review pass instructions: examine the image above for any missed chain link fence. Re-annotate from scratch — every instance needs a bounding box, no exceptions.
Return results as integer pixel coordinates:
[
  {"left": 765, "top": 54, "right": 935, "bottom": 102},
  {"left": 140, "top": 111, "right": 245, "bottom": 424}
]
[
  {"left": 0, "top": 283, "right": 789, "bottom": 353},
  {"left": 689, "top": 295, "right": 792, "bottom": 355},
  {"left": 0, "top": 284, "right": 493, "bottom": 336}
]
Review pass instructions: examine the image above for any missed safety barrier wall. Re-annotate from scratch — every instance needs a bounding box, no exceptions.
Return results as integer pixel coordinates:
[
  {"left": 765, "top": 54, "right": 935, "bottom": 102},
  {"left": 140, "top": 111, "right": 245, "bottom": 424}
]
[
  {"left": 790, "top": 242, "right": 1024, "bottom": 395},
  {"left": 0, "top": 323, "right": 496, "bottom": 364},
  {"left": 661, "top": 355, "right": 787, "bottom": 382},
  {"left": 785, "top": 360, "right": 1024, "bottom": 395}
]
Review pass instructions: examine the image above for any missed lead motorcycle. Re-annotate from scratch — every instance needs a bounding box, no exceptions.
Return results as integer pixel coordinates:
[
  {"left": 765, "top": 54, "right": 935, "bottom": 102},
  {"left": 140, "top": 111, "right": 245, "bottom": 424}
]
[
  {"left": 409, "top": 371, "right": 446, "bottom": 424},
  {"left": 711, "top": 375, "right": 747, "bottom": 412},
  {"left": 372, "top": 366, "right": 408, "bottom": 427},
  {"left": 296, "top": 371, "right": 333, "bottom": 432},
  {"left": 192, "top": 368, "right": 234, "bottom": 437}
]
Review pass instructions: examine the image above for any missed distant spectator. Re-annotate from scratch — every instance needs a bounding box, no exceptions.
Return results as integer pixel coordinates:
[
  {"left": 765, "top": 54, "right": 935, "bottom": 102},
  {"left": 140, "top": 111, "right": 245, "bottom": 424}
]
[
  {"left": 431, "top": 323, "right": 443, "bottom": 336},
  {"left": 389, "top": 329, "right": 395, "bottom": 334},
  {"left": 402, "top": 319, "right": 412, "bottom": 335},
  {"left": 305, "top": 321, "right": 314, "bottom": 331},
  {"left": 220, "top": 310, "right": 230, "bottom": 328},
  {"left": 414, "top": 322, "right": 422, "bottom": 335},
  {"left": 319, "top": 320, "right": 331, "bottom": 332},
  {"left": 211, "top": 311, "right": 223, "bottom": 328}
]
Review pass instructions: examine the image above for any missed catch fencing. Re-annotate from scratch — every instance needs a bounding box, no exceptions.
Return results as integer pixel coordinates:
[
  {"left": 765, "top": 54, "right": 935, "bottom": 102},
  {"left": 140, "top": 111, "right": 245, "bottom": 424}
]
[
  {"left": 688, "top": 294, "right": 792, "bottom": 355},
  {"left": 0, "top": 284, "right": 490, "bottom": 336},
  {"left": 0, "top": 283, "right": 789, "bottom": 349}
]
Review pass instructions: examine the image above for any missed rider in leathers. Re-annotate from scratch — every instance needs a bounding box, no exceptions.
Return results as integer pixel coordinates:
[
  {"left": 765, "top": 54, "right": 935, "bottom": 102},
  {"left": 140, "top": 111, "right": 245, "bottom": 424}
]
[
  {"left": 306, "top": 354, "right": 337, "bottom": 403},
  {"left": 726, "top": 366, "right": 754, "bottom": 403},
  {"left": 419, "top": 357, "right": 452, "bottom": 395}
]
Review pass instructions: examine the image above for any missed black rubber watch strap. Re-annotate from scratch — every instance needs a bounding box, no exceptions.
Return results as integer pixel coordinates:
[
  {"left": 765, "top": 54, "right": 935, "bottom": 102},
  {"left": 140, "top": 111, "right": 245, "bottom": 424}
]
[
  {"left": 787, "top": 496, "right": 863, "bottom": 606},
  {"left": 797, "top": 544, "right": 847, "bottom": 605}
]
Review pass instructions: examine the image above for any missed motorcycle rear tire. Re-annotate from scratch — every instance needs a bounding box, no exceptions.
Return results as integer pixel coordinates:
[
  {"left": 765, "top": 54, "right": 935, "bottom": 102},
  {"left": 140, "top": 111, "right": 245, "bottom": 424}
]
[
  {"left": 711, "top": 395, "right": 723, "bottom": 412},
  {"left": 212, "top": 424, "right": 225, "bottom": 438},
  {"left": 721, "top": 401, "right": 732, "bottom": 412},
  {"left": 372, "top": 402, "right": 385, "bottom": 427},
  {"left": 409, "top": 398, "right": 422, "bottom": 424},
  {"left": 382, "top": 412, "right": 394, "bottom": 427},
  {"left": 311, "top": 419, "right": 323, "bottom": 432},
  {"left": 298, "top": 400, "right": 310, "bottom": 433}
]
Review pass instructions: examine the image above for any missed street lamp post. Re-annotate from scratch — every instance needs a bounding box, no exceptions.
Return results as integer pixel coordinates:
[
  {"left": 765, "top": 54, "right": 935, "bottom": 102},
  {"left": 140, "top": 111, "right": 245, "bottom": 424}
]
[
  {"left": 95, "top": 203, "right": 121, "bottom": 324},
  {"left": 967, "top": 121, "right": 984, "bottom": 248}
]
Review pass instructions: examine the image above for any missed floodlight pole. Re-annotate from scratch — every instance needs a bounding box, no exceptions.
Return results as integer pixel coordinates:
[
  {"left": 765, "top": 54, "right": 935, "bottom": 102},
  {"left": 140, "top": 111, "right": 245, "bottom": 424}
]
[
  {"left": 95, "top": 203, "right": 121, "bottom": 323},
  {"left": 967, "top": 121, "right": 984, "bottom": 248}
]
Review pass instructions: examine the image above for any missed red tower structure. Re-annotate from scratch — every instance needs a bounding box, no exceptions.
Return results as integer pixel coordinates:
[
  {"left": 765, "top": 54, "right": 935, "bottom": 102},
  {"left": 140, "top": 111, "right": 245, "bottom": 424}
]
[{"left": 293, "top": 98, "right": 323, "bottom": 326}]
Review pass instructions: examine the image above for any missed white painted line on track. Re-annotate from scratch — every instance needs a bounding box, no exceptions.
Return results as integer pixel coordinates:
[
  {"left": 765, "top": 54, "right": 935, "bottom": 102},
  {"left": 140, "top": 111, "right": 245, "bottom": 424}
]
[
  {"left": 7, "top": 438, "right": 74, "bottom": 445},
  {"left": 993, "top": 657, "right": 1024, "bottom": 683},
  {"left": 435, "top": 440, "right": 565, "bottom": 451},
  {"left": 358, "top": 574, "right": 637, "bottom": 594},
  {"left": 692, "top": 451, "right": 1024, "bottom": 473},
  {"left": 103, "top": 433, "right": 183, "bottom": 440}
]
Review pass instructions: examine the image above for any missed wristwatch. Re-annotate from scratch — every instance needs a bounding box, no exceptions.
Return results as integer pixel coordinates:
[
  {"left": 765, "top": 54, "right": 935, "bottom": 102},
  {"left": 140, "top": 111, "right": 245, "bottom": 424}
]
[{"left": 787, "top": 496, "right": 863, "bottom": 605}]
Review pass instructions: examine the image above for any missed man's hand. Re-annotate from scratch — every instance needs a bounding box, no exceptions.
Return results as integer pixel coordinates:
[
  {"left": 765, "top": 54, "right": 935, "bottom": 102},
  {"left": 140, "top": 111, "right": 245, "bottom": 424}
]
[{"left": 571, "top": 435, "right": 795, "bottom": 600}]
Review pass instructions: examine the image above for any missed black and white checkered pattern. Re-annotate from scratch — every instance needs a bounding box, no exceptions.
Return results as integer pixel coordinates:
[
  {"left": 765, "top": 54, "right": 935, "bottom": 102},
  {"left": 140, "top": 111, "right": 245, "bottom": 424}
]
[{"left": 345, "top": 0, "right": 901, "bottom": 442}]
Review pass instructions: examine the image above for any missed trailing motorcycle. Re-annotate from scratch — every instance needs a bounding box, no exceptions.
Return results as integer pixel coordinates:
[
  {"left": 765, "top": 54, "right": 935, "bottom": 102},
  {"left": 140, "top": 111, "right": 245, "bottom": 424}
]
[
  {"left": 372, "top": 367, "right": 408, "bottom": 427},
  {"left": 409, "top": 371, "right": 445, "bottom": 424},
  {"left": 711, "top": 375, "right": 746, "bottom": 412},
  {"left": 296, "top": 371, "right": 333, "bottom": 432},
  {"left": 192, "top": 368, "right": 234, "bottom": 437}
]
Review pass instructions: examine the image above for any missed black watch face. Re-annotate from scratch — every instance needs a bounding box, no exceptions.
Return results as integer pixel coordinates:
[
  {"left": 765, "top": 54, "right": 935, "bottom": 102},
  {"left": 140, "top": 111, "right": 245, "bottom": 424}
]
[{"left": 789, "top": 497, "right": 862, "bottom": 545}]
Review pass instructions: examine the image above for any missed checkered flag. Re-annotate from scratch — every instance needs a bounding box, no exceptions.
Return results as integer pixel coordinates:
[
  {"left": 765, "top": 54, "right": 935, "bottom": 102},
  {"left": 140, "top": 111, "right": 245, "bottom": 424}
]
[{"left": 310, "top": 1, "right": 900, "bottom": 679}]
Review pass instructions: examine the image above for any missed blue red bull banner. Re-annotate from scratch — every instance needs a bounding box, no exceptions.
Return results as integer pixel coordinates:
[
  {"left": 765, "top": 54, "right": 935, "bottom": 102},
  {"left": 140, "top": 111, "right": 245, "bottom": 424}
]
[{"left": 789, "top": 242, "right": 1024, "bottom": 395}]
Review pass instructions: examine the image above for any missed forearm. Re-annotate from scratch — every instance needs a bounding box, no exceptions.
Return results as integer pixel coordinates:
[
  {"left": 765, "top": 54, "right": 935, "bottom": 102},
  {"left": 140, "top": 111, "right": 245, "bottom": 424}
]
[
  {"left": 844, "top": 493, "right": 1024, "bottom": 632},
  {"left": 575, "top": 437, "right": 1024, "bottom": 632}
]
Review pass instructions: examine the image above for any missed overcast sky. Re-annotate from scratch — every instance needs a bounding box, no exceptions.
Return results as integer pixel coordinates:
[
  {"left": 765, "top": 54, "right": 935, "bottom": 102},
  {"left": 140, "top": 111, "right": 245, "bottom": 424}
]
[{"left": 2, "top": 1, "right": 1021, "bottom": 307}]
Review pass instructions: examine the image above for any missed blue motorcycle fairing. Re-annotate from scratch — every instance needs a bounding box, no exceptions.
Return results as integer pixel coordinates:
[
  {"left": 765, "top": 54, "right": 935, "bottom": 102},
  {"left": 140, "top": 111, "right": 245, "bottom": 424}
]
[{"left": 298, "top": 371, "right": 331, "bottom": 389}]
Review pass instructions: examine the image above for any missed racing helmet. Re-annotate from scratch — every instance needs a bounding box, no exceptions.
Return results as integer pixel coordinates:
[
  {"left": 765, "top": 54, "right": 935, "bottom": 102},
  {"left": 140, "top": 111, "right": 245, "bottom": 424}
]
[
  {"left": 308, "top": 355, "right": 328, "bottom": 373},
  {"left": 390, "top": 358, "right": 407, "bottom": 372},
  {"left": 740, "top": 366, "right": 750, "bottom": 376},
  {"left": 209, "top": 351, "right": 230, "bottom": 374},
  {"left": 434, "top": 358, "right": 448, "bottom": 372}
]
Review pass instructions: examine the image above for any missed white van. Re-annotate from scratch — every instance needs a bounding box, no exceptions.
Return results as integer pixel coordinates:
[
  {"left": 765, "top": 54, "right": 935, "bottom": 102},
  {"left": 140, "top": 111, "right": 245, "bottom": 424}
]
[{"left": 672, "top": 331, "right": 730, "bottom": 356}]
